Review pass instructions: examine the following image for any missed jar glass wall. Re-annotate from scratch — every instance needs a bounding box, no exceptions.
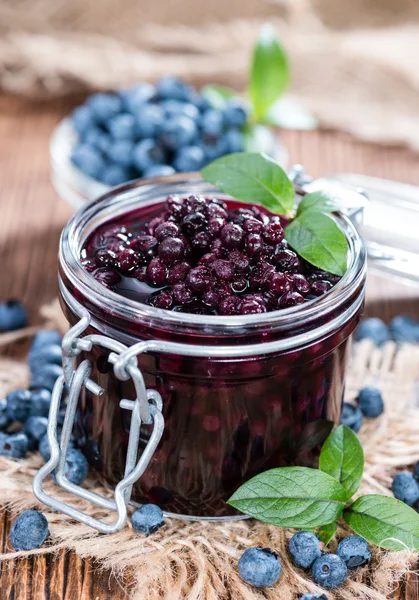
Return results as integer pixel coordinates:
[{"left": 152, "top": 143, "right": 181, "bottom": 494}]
[{"left": 59, "top": 175, "right": 367, "bottom": 518}]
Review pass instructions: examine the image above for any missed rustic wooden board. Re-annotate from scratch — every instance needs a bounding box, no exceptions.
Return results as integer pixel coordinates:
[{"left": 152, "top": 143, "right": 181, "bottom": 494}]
[{"left": 0, "top": 94, "right": 418, "bottom": 598}]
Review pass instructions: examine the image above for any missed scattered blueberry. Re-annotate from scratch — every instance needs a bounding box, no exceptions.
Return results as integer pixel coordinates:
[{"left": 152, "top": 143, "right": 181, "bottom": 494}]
[
  {"left": 30, "top": 364, "right": 63, "bottom": 392},
  {"left": 354, "top": 318, "right": 390, "bottom": 346},
  {"left": 238, "top": 547, "right": 282, "bottom": 588},
  {"left": 31, "top": 329, "right": 62, "bottom": 351},
  {"left": 28, "top": 344, "right": 62, "bottom": 371},
  {"left": 0, "top": 300, "right": 28, "bottom": 332},
  {"left": 6, "top": 389, "right": 32, "bottom": 422},
  {"left": 389, "top": 315, "right": 419, "bottom": 344},
  {"left": 0, "top": 432, "right": 29, "bottom": 458},
  {"left": 340, "top": 402, "right": 363, "bottom": 433},
  {"left": 299, "top": 595, "right": 329, "bottom": 600},
  {"left": 0, "top": 398, "right": 11, "bottom": 430},
  {"left": 23, "top": 416, "right": 48, "bottom": 446},
  {"left": 9, "top": 510, "right": 49, "bottom": 551},
  {"left": 336, "top": 536, "right": 371, "bottom": 569},
  {"left": 131, "top": 503, "right": 164, "bottom": 535},
  {"left": 392, "top": 472, "right": 419, "bottom": 506},
  {"left": 311, "top": 554, "right": 348, "bottom": 590},
  {"left": 29, "top": 388, "right": 52, "bottom": 418},
  {"left": 356, "top": 386, "right": 384, "bottom": 418},
  {"left": 289, "top": 531, "right": 321, "bottom": 569}
]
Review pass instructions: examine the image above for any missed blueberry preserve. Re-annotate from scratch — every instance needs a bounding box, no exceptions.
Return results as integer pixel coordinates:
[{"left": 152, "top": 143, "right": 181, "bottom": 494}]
[{"left": 59, "top": 175, "right": 366, "bottom": 518}]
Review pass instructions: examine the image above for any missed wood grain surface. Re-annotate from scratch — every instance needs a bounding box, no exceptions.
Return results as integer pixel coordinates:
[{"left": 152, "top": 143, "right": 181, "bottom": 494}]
[{"left": 0, "top": 94, "right": 418, "bottom": 599}]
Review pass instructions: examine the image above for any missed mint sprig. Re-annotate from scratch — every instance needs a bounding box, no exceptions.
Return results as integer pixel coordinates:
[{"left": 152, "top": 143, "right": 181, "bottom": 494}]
[
  {"left": 227, "top": 425, "right": 419, "bottom": 551},
  {"left": 201, "top": 151, "right": 350, "bottom": 274}
]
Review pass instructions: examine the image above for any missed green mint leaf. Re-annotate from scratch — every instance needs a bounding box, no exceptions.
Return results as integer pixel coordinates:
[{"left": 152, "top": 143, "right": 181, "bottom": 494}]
[
  {"left": 243, "top": 124, "right": 276, "bottom": 154},
  {"left": 201, "top": 84, "right": 236, "bottom": 109},
  {"left": 318, "top": 522, "right": 337, "bottom": 546},
  {"left": 343, "top": 495, "right": 419, "bottom": 551},
  {"left": 319, "top": 425, "right": 364, "bottom": 501},
  {"left": 248, "top": 24, "right": 290, "bottom": 122},
  {"left": 201, "top": 152, "right": 295, "bottom": 216},
  {"left": 297, "top": 190, "right": 367, "bottom": 217},
  {"left": 285, "top": 211, "right": 348, "bottom": 276},
  {"left": 228, "top": 467, "right": 347, "bottom": 528}
]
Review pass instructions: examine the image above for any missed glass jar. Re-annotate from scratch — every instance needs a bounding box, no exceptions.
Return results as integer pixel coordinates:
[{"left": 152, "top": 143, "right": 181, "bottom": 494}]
[{"left": 58, "top": 174, "right": 366, "bottom": 519}]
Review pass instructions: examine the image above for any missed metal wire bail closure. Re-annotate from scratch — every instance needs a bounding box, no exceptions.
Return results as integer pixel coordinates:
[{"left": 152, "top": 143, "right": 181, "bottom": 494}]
[{"left": 32, "top": 309, "right": 165, "bottom": 534}]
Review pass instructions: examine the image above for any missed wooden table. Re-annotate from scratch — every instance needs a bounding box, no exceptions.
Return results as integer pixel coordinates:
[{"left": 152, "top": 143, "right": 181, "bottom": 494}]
[{"left": 0, "top": 95, "right": 418, "bottom": 599}]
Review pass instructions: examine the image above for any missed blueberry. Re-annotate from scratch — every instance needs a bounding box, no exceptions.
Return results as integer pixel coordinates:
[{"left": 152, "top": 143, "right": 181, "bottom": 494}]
[
  {"left": 299, "top": 595, "right": 329, "bottom": 600},
  {"left": 414, "top": 462, "right": 419, "bottom": 482},
  {"left": 107, "top": 113, "right": 136, "bottom": 139},
  {"left": 100, "top": 165, "right": 134, "bottom": 186},
  {"left": 28, "top": 344, "right": 62, "bottom": 371},
  {"left": 356, "top": 386, "right": 384, "bottom": 418},
  {"left": 39, "top": 433, "right": 51, "bottom": 461},
  {"left": 72, "top": 105, "right": 94, "bottom": 136},
  {"left": 200, "top": 109, "right": 224, "bottom": 137},
  {"left": 24, "top": 416, "right": 48, "bottom": 445},
  {"left": 289, "top": 531, "right": 322, "bottom": 569},
  {"left": 30, "top": 364, "right": 63, "bottom": 392},
  {"left": 61, "top": 448, "right": 89, "bottom": 485},
  {"left": 173, "top": 145, "right": 205, "bottom": 172},
  {"left": 131, "top": 503, "right": 164, "bottom": 535},
  {"left": 135, "top": 104, "right": 164, "bottom": 138},
  {"left": 71, "top": 143, "right": 105, "bottom": 179},
  {"left": 238, "top": 547, "right": 282, "bottom": 588},
  {"left": 160, "top": 115, "right": 197, "bottom": 149},
  {"left": 340, "top": 402, "right": 363, "bottom": 433},
  {"left": 336, "top": 536, "right": 371, "bottom": 569},
  {"left": 31, "top": 329, "right": 62, "bottom": 351},
  {"left": 392, "top": 472, "right": 419, "bottom": 506},
  {"left": 156, "top": 76, "right": 193, "bottom": 101},
  {"left": 29, "top": 389, "right": 52, "bottom": 418},
  {"left": 0, "top": 399, "right": 10, "bottom": 430},
  {"left": 83, "top": 128, "right": 112, "bottom": 155},
  {"left": 225, "top": 129, "right": 244, "bottom": 153},
  {"left": 6, "top": 389, "right": 32, "bottom": 422},
  {"left": 0, "top": 300, "right": 28, "bottom": 332},
  {"left": 87, "top": 93, "right": 122, "bottom": 123},
  {"left": 162, "top": 100, "right": 199, "bottom": 121},
  {"left": 0, "top": 432, "right": 29, "bottom": 458},
  {"left": 223, "top": 98, "right": 248, "bottom": 128},
  {"left": 389, "top": 315, "right": 419, "bottom": 344},
  {"left": 120, "top": 83, "right": 155, "bottom": 113},
  {"left": 143, "top": 165, "right": 176, "bottom": 178},
  {"left": 311, "top": 554, "right": 348, "bottom": 590},
  {"left": 354, "top": 318, "right": 390, "bottom": 346},
  {"left": 133, "top": 139, "right": 166, "bottom": 173},
  {"left": 200, "top": 137, "right": 229, "bottom": 163},
  {"left": 106, "top": 139, "right": 134, "bottom": 167},
  {"left": 9, "top": 510, "right": 49, "bottom": 551}
]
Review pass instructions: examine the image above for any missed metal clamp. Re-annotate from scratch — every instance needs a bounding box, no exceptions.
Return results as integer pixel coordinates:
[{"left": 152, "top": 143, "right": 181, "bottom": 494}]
[{"left": 32, "top": 309, "right": 164, "bottom": 534}]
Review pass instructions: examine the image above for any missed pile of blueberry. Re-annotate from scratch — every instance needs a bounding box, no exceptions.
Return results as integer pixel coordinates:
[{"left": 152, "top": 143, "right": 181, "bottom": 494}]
[
  {"left": 83, "top": 194, "right": 341, "bottom": 315},
  {"left": 355, "top": 316, "right": 419, "bottom": 346},
  {"left": 71, "top": 77, "right": 248, "bottom": 186},
  {"left": 238, "top": 531, "right": 371, "bottom": 591},
  {"left": 340, "top": 385, "right": 384, "bottom": 433}
]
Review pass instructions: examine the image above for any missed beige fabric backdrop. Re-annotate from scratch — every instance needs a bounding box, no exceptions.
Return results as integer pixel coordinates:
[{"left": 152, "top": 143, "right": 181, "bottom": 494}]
[{"left": 1, "top": 0, "right": 419, "bottom": 149}]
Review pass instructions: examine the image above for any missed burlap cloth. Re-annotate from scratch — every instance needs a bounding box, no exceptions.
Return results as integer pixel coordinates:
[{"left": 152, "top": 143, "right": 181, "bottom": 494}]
[
  {"left": 0, "top": 300, "right": 419, "bottom": 599},
  {"left": 1, "top": 0, "right": 419, "bottom": 150}
]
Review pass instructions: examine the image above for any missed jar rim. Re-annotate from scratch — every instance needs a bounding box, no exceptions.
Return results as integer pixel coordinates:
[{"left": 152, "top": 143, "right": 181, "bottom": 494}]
[{"left": 59, "top": 173, "right": 367, "bottom": 338}]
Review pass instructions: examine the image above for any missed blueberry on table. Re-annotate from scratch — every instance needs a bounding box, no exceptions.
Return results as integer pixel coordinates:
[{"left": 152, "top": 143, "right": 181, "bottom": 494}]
[
  {"left": 0, "top": 432, "right": 29, "bottom": 458},
  {"left": 28, "top": 344, "right": 63, "bottom": 371},
  {"left": 0, "top": 398, "right": 11, "bottom": 430},
  {"left": 311, "top": 554, "right": 348, "bottom": 590},
  {"left": 340, "top": 402, "right": 363, "bottom": 433},
  {"left": 354, "top": 317, "right": 390, "bottom": 346},
  {"left": 356, "top": 386, "right": 384, "bottom": 418},
  {"left": 131, "top": 503, "right": 164, "bottom": 535},
  {"left": 71, "top": 143, "right": 105, "bottom": 179},
  {"left": 336, "top": 536, "right": 371, "bottom": 569},
  {"left": 31, "top": 329, "right": 62, "bottom": 351},
  {"left": 299, "top": 594, "right": 329, "bottom": 600},
  {"left": 0, "top": 300, "right": 28, "bottom": 332},
  {"left": 6, "top": 389, "right": 32, "bottom": 422},
  {"left": 392, "top": 472, "right": 419, "bottom": 506},
  {"left": 29, "top": 388, "right": 52, "bottom": 418},
  {"left": 133, "top": 139, "right": 166, "bottom": 172},
  {"left": 173, "top": 145, "right": 205, "bottom": 172},
  {"left": 390, "top": 315, "right": 419, "bottom": 344},
  {"left": 24, "top": 416, "right": 48, "bottom": 445},
  {"left": 86, "top": 92, "right": 123, "bottom": 123},
  {"left": 238, "top": 547, "right": 282, "bottom": 588},
  {"left": 289, "top": 531, "right": 322, "bottom": 569},
  {"left": 9, "top": 510, "right": 49, "bottom": 551},
  {"left": 30, "top": 364, "right": 63, "bottom": 392}
]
